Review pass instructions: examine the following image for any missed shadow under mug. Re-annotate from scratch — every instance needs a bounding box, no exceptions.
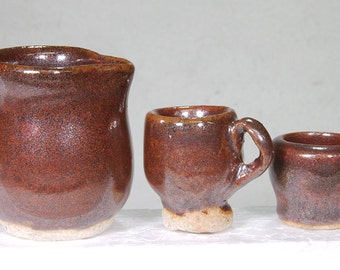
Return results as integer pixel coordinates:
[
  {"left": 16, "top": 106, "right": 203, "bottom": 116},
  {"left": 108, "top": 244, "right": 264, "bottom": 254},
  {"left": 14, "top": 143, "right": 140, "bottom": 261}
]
[
  {"left": 144, "top": 105, "right": 273, "bottom": 233},
  {"left": 270, "top": 131, "right": 340, "bottom": 229}
]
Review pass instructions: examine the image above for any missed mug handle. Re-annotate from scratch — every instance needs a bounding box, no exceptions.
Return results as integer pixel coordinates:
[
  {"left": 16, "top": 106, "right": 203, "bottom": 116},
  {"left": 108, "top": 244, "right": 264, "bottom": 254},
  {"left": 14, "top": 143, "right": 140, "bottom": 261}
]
[{"left": 228, "top": 117, "right": 273, "bottom": 194}]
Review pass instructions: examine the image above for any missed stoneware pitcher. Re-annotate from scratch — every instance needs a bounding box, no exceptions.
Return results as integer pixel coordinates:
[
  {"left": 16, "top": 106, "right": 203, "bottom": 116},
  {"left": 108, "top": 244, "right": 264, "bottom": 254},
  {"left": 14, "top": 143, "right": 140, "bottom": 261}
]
[{"left": 0, "top": 46, "right": 134, "bottom": 240}]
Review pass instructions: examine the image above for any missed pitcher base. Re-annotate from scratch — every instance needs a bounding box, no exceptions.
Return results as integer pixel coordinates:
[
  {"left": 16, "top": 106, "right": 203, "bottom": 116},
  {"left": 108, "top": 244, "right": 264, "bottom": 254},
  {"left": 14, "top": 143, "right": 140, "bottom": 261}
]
[
  {"left": 0, "top": 217, "right": 114, "bottom": 241},
  {"left": 162, "top": 206, "right": 233, "bottom": 233}
]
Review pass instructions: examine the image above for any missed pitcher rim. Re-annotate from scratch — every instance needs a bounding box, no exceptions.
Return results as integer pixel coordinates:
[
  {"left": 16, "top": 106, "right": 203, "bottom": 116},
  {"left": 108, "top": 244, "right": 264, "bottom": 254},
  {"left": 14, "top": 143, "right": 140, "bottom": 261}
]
[{"left": 0, "top": 45, "right": 134, "bottom": 74}]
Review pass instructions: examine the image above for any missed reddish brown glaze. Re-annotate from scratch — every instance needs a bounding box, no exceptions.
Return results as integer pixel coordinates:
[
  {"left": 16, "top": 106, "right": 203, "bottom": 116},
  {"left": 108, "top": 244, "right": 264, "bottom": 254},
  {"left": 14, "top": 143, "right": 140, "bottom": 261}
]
[
  {"left": 0, "top": 46, "right": 134, "bottom": 231},
  {"left": 144, "top": 105, "right": 273, "bottom": 215},
  {"left": 270, "top": 132, "right": 340, "bottom": 228}
]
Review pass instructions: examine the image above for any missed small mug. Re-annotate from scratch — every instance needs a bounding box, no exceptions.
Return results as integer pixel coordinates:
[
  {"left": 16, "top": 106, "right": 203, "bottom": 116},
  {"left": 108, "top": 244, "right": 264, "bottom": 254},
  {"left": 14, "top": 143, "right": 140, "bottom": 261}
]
[
  {"left": 270, "top": 131, "right": 340, "bottom": 229},
  {"left": 144, "top": 105, "right": 273, "bottom": 233}
]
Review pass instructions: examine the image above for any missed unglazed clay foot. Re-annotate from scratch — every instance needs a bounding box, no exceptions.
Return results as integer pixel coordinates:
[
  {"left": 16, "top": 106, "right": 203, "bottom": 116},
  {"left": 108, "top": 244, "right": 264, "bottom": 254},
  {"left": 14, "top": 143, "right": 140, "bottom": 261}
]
[
  {"left": 0, "top": 217, "right": 114, "bottom": 241},
  {"left": 162, "top": 206, "right": 233, "bottom": 233}
]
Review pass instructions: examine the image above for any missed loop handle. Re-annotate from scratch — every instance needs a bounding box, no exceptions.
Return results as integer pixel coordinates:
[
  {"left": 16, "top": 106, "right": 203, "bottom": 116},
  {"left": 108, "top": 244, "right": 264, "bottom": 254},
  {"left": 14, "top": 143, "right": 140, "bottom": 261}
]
[{"left": 229, "top": 117, "right": 273, "bottom": 194}]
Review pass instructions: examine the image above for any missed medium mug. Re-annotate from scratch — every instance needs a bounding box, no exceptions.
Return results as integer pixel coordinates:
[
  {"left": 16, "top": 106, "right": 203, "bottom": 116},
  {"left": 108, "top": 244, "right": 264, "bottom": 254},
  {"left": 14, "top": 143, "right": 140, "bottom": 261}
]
[{"left": 144, "top": 105, "right": 273, "bottom": 233}]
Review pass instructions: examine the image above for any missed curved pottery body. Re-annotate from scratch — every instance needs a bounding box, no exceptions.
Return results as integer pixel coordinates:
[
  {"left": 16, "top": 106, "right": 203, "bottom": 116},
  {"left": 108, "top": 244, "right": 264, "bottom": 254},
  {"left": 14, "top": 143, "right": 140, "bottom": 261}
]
[
  {"left": 270, "top": 132, "right": 340, "bottom": 229},
  {"left": 144, "top": 106, "right": 273, "bottom": 233},
  {"left": 0, "top": 46, "right": 134, "bottom": 240}
]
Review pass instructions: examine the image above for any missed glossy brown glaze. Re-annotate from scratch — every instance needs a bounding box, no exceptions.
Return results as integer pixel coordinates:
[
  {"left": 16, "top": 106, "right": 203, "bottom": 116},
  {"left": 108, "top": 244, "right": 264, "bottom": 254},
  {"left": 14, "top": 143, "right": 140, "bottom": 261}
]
[
  {"left": 0, "top": 46, "right": 134, "bottom": 238},
  {"left": 270, "top": 132, "right": 340, "bottom": 229},
  {"left": 144, "top": 106, "right": 273, "bottom": 216}
]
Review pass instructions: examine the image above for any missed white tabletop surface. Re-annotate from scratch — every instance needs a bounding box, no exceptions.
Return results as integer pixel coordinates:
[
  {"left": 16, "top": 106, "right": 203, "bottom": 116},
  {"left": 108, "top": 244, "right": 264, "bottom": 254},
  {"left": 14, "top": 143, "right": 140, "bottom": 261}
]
[{"left": 0, "top": 206, "right": 339, "bottom": 269}]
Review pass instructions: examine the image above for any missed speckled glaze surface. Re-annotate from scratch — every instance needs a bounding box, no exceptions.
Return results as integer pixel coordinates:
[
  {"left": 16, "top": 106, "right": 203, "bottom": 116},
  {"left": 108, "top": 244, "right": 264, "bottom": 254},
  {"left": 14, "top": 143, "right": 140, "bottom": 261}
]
[
  {"left": 270, "top": 132, "right": 340, "bottom": 229},
  {"left": 0, "top": 46, "right": 134, "bottom": 240},
  {"left": 144, "top": 105, "right": 273, "bottom": 233}
]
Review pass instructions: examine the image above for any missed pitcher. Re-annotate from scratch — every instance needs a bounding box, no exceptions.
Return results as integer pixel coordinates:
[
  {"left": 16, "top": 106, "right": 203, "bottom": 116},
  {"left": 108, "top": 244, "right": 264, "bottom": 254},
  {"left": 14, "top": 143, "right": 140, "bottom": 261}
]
[{"left": 0, "top": 46, "right": 134, "bottom": 240}]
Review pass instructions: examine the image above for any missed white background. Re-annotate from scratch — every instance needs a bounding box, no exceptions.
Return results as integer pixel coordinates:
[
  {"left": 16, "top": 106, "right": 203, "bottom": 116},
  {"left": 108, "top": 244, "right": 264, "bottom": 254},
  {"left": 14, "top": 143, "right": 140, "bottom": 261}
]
[{"left": 0, "top": 0, "right": 339, "bottom": 210}]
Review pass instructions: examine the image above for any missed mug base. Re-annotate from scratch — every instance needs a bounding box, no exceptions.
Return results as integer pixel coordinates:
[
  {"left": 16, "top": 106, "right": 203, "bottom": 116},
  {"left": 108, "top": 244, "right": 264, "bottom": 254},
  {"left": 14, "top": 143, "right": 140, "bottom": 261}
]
[
  {"left": 280, "top": 218, "right": 340, "bottom": 230},
  {"left": 0, "top": 216, "right": 114, "bottom": 241},
  {"left": 162, "top": 206, "right": 233, "bottom": 233}
]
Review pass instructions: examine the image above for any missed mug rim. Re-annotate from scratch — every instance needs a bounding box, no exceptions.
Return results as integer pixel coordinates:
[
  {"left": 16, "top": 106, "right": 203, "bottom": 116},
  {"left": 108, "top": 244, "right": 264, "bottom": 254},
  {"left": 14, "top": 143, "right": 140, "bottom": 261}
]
[
  {"left": 147, "top": 105, "right": 235, "bottom": 122},
  {"left": 275, "top": 131, "right": 340, "bottom": 150},
  {"left": 0, "top": 45, "right": 134, "bottom": 74}
]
